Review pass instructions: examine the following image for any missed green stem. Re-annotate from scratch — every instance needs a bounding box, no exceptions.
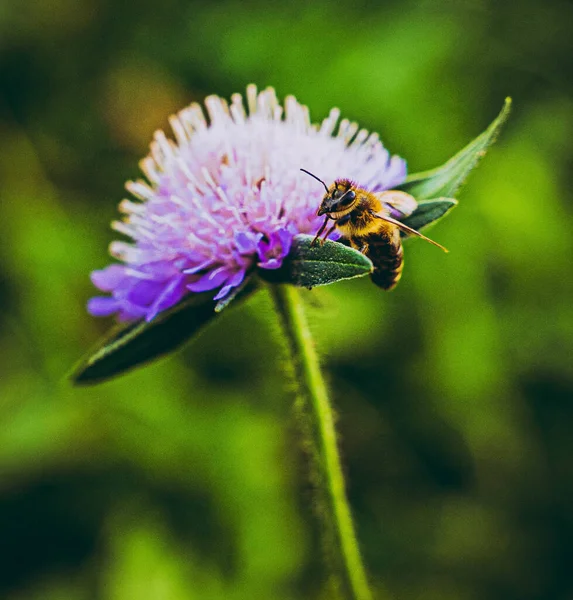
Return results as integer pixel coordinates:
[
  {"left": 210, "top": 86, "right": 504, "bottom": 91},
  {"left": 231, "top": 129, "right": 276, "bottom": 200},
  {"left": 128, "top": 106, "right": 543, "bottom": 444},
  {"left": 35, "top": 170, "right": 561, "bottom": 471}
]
[{"left": 269, "top": 284, "right": 374, "bottom": 600}]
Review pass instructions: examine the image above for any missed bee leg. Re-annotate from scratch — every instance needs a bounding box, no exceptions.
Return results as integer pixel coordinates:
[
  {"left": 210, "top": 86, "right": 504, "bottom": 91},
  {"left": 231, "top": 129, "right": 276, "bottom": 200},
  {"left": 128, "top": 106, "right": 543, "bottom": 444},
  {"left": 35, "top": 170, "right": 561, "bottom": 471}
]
[
  {"left": 359, "top": 243, "right": 368, "bottom": 254},
  {"left": 322, "top": 223, "right": 337, "bottom": 241},
  {"left": 311, "top": 216, "right": 330, "bottom": 246}
]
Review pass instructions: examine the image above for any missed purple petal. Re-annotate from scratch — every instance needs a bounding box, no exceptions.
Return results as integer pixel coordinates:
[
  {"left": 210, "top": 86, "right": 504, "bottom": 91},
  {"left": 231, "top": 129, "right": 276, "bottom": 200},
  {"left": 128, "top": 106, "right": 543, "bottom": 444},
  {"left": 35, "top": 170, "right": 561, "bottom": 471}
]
[
  {"left": 212, "top": 268, "right": 247, "bottom": 300},
  {"left": 277, "top": 228, "right": 293, "bottom": 255},
  {"left": 213, "top": 286, "right": 231, "bottom": 301},
  {"left": 87, "top": 296, "right": 120, "bottom": 317},
  {"left": 259, "top": 257, "right": 283, "bottom": 270},
  {"left": 257, "top": 227, "right": 292, "bottom": 268},
  {"left": 257, "top": 239, "right": 271, "bottom": 257},
  {"left": 90, "top": 265, "right": 127, "bottom": 291},
  {"left": 186, "top": 266, "right": 232, "bottom": 292},
  {"left": 183, "top": 259, "right": 216, "bottom": 275},
  {"left": 117, "top": 303, "right": 149, "bottom": 321},
  {"left": 146, "top": 275, "right": 186, "bottom": 321},
  {"left": 137, "top": 260, "right": 180, "bottom": 279},
  {"left": 235, "top": 231, "right": 263, "bottom": 254},
  {"left": 256, "top": 236, "right": 274, "bottom": 262},
  {"left": 126, "top": 279, "right": 165, "bottom": 307},
  {"left": 225, "top": 268, "right": 247, "bottom": 289}
]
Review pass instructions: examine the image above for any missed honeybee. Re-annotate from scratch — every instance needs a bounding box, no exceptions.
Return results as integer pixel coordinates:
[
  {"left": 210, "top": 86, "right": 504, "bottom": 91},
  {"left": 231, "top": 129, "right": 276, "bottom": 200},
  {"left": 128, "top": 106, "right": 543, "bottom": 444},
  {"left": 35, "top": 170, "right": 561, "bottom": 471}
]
[{"left": 301, "top": 169, "right": 448, "bottom": 290}]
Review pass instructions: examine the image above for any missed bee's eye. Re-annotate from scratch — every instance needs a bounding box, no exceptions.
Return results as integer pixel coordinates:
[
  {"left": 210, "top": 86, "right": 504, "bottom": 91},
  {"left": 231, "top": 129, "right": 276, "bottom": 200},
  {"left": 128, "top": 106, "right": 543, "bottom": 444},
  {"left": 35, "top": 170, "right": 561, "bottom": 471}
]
[{"left": 339, "top": 190, "right": 356, "bottom": 206}]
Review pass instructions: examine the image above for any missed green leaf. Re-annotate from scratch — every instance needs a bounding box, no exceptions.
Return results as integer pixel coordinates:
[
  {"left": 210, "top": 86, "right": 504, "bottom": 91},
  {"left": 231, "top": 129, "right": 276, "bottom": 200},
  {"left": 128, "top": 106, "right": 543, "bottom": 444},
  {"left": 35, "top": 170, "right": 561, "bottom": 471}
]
[
  {"left": 71, "top": 282, "right": 258, "bottom": 385},
  {"left": 398, "top": 97, "right": 512, "bottom": 199},
  {"left": 259, "top": 234, "right": 372, "bottom": 288},
  {"left": 401, "top": 198, "right": 458, "bottom": 234}
]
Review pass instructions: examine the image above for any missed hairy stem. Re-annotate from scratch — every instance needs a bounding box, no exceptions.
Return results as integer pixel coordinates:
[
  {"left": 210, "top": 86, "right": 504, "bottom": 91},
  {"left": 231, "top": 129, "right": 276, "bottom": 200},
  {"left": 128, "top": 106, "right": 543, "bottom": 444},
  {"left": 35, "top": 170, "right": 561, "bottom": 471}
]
[{"left": 269, "top": 284, "right": 373, "bottom": 600}]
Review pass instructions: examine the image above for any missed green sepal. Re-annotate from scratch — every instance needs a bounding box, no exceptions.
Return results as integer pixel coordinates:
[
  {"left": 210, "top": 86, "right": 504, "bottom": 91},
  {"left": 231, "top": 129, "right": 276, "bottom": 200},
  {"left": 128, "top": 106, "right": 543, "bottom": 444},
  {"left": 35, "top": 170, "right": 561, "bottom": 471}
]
[
  {"left": 71, "top": 281, "right": 258, "bottom": 385},
  {"left": 398, "top": 98, "right": 512, "bottom": 200},
  {"left": 401, "top": 198, "right": 458, "bottom": 235},
  {"left": 259, "top": 234, "right": 372, "bottom": 288}
]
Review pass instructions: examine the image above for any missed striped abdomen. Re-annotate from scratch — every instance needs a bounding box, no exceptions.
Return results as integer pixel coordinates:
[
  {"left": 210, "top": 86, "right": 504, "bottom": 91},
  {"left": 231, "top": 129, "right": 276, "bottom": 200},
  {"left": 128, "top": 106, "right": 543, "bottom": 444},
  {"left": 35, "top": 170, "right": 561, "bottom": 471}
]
[{"left": 364, "top": 228, "right": 404, "bottom": 290}]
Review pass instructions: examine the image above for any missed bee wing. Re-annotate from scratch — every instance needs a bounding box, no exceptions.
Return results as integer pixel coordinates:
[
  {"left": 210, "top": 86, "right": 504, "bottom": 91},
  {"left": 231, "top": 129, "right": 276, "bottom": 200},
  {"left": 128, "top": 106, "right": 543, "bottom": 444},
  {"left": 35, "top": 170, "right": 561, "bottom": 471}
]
[
  {"left": 373, "top": 190, "right": 418, "bottom": 218},
  {"left": 371, "top": 210, "right": 448, "bottom": 252}
]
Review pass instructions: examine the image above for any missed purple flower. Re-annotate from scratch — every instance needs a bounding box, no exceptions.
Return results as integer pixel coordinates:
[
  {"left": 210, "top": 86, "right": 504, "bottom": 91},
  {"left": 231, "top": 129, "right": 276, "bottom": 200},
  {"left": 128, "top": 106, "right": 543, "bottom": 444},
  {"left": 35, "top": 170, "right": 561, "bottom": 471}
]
[{"left": 88, "top": 85, "right": 407, "bottom": 321}]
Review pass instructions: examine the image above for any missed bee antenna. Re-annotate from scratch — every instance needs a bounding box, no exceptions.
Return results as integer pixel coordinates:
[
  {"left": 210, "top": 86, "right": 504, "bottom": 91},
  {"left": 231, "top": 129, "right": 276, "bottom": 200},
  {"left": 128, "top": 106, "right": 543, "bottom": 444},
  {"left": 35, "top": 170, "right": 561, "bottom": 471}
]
[{"left": 300, "top": 168, "right": 329, "bottom": 194}]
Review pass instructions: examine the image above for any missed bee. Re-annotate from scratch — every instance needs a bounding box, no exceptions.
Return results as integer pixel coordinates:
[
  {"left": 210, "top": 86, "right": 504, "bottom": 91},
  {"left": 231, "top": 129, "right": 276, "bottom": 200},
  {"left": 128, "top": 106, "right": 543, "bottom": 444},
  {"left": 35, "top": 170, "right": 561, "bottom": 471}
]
[{"left": 301, "top": 169, "right": 448, "bottom": 290}]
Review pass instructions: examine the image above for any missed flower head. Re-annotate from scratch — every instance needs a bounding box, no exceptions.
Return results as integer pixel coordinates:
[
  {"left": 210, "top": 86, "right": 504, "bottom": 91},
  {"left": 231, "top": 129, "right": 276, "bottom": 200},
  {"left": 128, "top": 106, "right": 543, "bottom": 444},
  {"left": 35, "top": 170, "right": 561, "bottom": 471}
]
[{"left": 88, "top": 85, "right": 407, "bottom": 321}]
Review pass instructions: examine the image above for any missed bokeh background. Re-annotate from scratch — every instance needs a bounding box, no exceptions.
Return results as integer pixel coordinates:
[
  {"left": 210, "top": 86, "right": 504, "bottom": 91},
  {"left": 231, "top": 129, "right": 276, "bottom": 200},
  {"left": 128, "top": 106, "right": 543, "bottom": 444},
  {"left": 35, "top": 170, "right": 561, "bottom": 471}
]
[{"left": 1, "top": 0, "right": 573, "bottom": 598}]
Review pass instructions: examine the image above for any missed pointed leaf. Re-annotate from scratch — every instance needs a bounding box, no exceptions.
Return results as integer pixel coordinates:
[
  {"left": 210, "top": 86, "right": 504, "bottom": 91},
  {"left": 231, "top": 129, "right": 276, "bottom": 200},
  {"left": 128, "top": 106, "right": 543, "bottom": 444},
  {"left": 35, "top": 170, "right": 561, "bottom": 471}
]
[
  {"left": 401, "top": 198, "right": 458, "bottom": 235},
  {"left": 71, "top": 281, "right": 258, "bottom": 385},
  {"left": 398, "top": 98, "right": 512, "bottom": 199},
  {"left": 259, "top": 234, "right": 372, "bottom": 288}
]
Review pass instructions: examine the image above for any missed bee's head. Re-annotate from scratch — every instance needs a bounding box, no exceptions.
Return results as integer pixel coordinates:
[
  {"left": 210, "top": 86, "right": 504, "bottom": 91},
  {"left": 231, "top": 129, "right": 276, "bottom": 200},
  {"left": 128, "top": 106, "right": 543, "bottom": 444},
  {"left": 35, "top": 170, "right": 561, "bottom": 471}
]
[
  {"left": 300, "top": 169, "right": 359, "bottom": 218},
  {"left": 317, "top": 179, "right": 357, "bottom": 217}
]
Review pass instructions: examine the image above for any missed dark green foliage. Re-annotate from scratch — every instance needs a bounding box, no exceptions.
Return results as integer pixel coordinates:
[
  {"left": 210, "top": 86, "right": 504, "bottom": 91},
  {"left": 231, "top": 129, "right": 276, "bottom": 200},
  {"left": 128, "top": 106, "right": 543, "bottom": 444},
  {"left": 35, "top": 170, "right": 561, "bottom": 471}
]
[{"left": 72, "top": 284, "right": 257, "bottom": 384}]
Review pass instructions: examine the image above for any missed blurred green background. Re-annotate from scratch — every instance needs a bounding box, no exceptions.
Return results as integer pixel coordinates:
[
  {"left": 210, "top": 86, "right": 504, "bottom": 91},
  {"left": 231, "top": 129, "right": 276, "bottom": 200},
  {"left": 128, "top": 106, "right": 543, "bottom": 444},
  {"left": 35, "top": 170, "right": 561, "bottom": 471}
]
[{"left": 1, "top": 0, "right": 573, "bottom": 598}]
